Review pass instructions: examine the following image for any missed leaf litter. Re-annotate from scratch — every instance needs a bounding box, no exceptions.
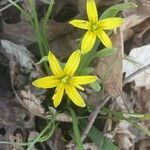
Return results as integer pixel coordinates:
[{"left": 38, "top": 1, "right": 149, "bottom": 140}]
[{"left": 0, "top": 0, "right": 150, "bottom": 149}]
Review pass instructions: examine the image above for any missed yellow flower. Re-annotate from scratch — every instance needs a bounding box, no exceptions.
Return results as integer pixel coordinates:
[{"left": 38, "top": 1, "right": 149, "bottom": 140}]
[
  {"left": 32, "top": 50, "right": 97, "bottom": 108},
  {"left": 69, "top": 0, "right": 123, "bottom": 54}
]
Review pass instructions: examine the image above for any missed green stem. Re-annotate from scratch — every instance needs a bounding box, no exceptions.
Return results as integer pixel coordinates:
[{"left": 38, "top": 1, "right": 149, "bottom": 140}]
[
  {"left": 42, "top": 0, "right": 55, "bottom": 52},
  {"left": 28, "top": 0, "right": 49, "bottom": 73},
  {"left": 0, "top": 118, "right": 56, "bottom": 148},
  {"left": 27, "top": 117, "right": 55, "bottom": 150},
  {"left": 77, "top": 40, "right": 99, "bottom": 74},
  {"left": 69, "top": 108, "right": 84, "bottom": 150}
]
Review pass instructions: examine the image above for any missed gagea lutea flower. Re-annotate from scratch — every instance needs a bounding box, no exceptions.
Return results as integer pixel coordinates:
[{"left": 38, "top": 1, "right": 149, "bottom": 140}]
[
  {"left": 32, "top": 50, "right": 97, "bottom": 108},
  {"left": 69, "top": 0, "right": 123, "bottom": 54}
]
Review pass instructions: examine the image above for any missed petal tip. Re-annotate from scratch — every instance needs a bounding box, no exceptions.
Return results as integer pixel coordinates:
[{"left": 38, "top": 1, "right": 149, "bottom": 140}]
[
  {"left": 32, "top": 80, "right": 37, "bottom": 87},
  {"left": 53, "top": 103, "right": 59, "bottom": 108},
  {"left": 81, "top": 103, "right": 86, "bottom": 107},
  {"left": 53, "top": 97, "right": 59, "bottom": 108},
  {"left": 69, "top": 20, "right": 73, "bottom": 24},
  {"left": 76, "top": 101, "right": 86, "bottom": 108}
]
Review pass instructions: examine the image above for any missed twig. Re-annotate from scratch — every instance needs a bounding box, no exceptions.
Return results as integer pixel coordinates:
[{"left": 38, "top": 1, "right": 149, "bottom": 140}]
[
  {"left": 81, "top": 96, "right": 111, "bottom": 142},
  {"left": 0, "top": 0, "right": 20, "bottom": 13},
  {"left": 124, "top": 63, "right": 150, "bottom": 85}
]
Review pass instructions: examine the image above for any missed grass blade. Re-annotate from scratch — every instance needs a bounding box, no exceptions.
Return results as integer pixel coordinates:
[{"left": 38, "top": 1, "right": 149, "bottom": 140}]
[
  {"left": 69, "top": 108, "right": 84, "bottom": 150},
  {"left": 100, "top": 3, "right": 136, "bottom": 19},
  {"left": 80, "top": 120, "right": 118, "bottom": 150}
]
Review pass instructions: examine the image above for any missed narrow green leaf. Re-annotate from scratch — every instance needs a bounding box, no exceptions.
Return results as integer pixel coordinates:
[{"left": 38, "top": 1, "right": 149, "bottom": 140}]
[
  {"left": 27, "top": 117, "right": 56, "bottom": 150},
  {"left": 69, "top": 108, "right": 84, "bottom": 150},
  {"left": 39, "top": 123, "right": 58, "bottom": 142},
  {"left": 80, "top": 120, "right": 118, "bottom": 150},
  {"left": 127, "top": 120, "right": 150, "bottom": 136},
  {"left": 79, "top": 67, "right": 94, "bottom": 75},
  {"left": 101, "top": 108, "right": 150, "bottom": 136},
  {"left": 36, "top": 56, "right": 48, "bottom": 64},
  {"left": 95, "top": 48, "right": 117, "bottom": 58},
  {"left": 140, "top": 114, "right": 150, "bottom": 121},
  {"left": 42, "top": 0, "right": 54, "bottom": 51},
  {"left": 90, "top": 81, "right": 101, "bottom": 92},
  {"left": 100, "top": 3, "right": 137, "bottom": 19}
]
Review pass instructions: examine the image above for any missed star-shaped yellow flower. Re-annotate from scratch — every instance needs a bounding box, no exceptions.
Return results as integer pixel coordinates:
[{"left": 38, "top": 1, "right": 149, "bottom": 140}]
[
  {"left": 69, "top": 0, "right": 123, "bottom": 54},
  {"left": 32, "top": 50, "right": 97, "bottom": 108}
]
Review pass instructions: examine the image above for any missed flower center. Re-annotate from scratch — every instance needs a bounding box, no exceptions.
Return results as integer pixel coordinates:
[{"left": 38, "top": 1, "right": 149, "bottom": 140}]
[
  {"left": 91, "top": 23, "right": 98, "bottom": 31},
  {"left": 61, "top": 76, "right": 69, "bottom": 83}
]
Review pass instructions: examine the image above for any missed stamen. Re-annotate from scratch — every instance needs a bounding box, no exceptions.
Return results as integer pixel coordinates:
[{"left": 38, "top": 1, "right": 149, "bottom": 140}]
[
  {"left": 61, "top": 76, "right": 69, "bottom": 83},
  {"left": 90, "top": 24, "right": 98, "bottom": 31}
]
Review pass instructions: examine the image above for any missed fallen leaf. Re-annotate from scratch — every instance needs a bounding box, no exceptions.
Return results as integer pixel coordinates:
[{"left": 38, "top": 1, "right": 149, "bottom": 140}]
[
  {"left": 96, "top": 29, "right": 123, "bottom": 97},
  {"left": 48, "top": 128, "right": 65, "bottom": 150},
  {"left": 9, "top": 133, "right": 24, "bottom": 150},
  {"left": 27, "top": 131, "right": 38, "bottom": 150},
  {"left": 1, "top": 39, "right": 34, "bottom": 73},
  {"left": 123, "top": 44, "right": 150, "bottom": 89},
  {"left": 135, "top": 137, "right": 150, "bottom": 150},
  {"left": 113, "top": 120, "right": 135, "bottom": 150},
  {"left": 20, "top": 89, "right": 45, "bottom": 115},
  {"left": 3, "top": 19, "right": 74, "bottom": 46}
]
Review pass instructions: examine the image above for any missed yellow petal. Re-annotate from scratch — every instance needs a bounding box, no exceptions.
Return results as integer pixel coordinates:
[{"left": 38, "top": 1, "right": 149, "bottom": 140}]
[
  {"left": 32, "top": 76, "right": 59, "bottom": 88},
  {"left": 52, "top": 84, "right": 65, "bottom": 107},
  {"left": 71, "top": 76, "right": 97, "bottom": 85},
  {"left": 69, "top": 19, "right": 90, "bottom": 30},
  {"left": 69, "top": 80, "right": 85, "bottom": 91},
  {"left": 96, "top": 30, "right": 112, "bottom": 48},
  {"left": 81, "top": 31, "right": 96, "bottom": 54},
  {"left": 97, "top": 17, "right": 123, "bottom": 29},
  {"left": 63, "top": 50, "right": 81, "bottom": 76},
  {"left": 48, "top": 52, "right": 63, "bottom": 77},
  {"left": 65, "top": 85, "right": 86, "bottom": 107},
  {"left": 87, "top": 0, "right": 98, "bottom": 23}
]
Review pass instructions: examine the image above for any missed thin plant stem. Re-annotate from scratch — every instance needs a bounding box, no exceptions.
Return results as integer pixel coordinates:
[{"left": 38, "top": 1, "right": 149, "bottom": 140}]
[
  {"left": 124, "top": 63, "right": 150, "bottom": 84},
  {"left": 27, "top": 117, "right": 55, "bottom": 150},
  {"left": 0, "top": 0, "right": 20, "bottom": 13},
  {"left": 42, "top": 0, "right": 54, "bottom": 52},
  {"left": 28, "top": 0, "right": 49, "bottom": 73},
  {"left": 0, "top": 119, "right": 56, "bottom": 147}
]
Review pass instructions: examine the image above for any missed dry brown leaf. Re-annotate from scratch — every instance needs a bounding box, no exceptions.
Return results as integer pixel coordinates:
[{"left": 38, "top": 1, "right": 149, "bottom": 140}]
[
  {"left": 46, "top": 107, "right": 72, "bottom": 122},
  {"left": 3, "top": 21, "right": 36, "bottom": 45},
  {"left": 48, "top": 128, "right": 65, "bottom": 150},
  {"left": 20, "top": 89, "right": 45, "bottom": 115},
  {"left": 113, "top": 121, "right": 135, "bottom": 150},
  {"left": 9, "top": 133, "right": 24, "bottom": 150},
  {"left": 122, "top": 0, "right": 150, "bottom": 43},
  {"left": 138, "top": 89, "right": 150, "bottom": 112},
  {"left": 1, "top": 39, "right": 34, "bottom": 73},
  {"left": 122, "top": 15, "right": 149, "bottom": 31},
  {"left": 96, "top": 29, "right": 123, "bottom": 97},
  {"left": 123, "top": 0, "right": 150, "bottom": 17},
  {"left": 123, "top": 44, "right": 150, "bottom": 89},
  {"left": 135, "top": 137, "right": 150, "bottom": 150},
  {"left": 27, "top": 131, "right": 38, "bottom": 150},
  {"left": 3, "top": 19, "right": 74, "bottom": 46}
]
